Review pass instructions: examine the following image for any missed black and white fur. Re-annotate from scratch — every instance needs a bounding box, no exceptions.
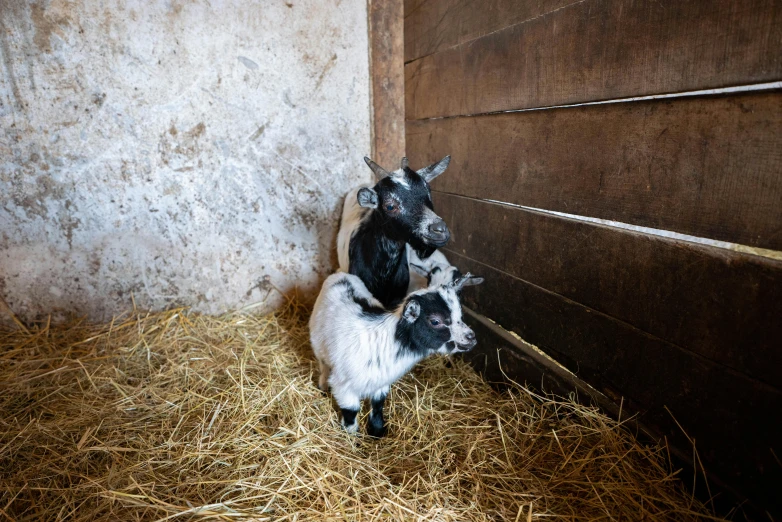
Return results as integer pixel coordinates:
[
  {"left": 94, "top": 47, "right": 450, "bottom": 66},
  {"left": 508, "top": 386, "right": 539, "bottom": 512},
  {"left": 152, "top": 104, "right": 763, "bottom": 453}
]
[
  {"left": 407, "top": 247, "right": 484, "bottom": 293},
  {"left": 309, "top": 271, "right": 477, "bottom": 437},
  {"left": 337, "top": 156, "right": 451, "bottom": 308}
]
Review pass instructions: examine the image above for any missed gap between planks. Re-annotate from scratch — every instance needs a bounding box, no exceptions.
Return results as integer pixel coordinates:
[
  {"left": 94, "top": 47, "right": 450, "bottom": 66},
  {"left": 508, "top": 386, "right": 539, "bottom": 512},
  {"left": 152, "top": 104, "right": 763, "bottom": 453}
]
[
  {"left": 406, "top": 81, "right": 782, "bottom": 122},
  {"left": 436, "top": 191, "right": 782, "bottom": 262}
]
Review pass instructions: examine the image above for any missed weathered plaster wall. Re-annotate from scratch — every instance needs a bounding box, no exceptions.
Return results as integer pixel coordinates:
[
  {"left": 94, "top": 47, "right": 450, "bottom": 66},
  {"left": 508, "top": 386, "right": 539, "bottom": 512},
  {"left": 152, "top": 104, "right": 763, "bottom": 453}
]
[{"left": 0, "top": 0, "right": 372, "bottom": 321}]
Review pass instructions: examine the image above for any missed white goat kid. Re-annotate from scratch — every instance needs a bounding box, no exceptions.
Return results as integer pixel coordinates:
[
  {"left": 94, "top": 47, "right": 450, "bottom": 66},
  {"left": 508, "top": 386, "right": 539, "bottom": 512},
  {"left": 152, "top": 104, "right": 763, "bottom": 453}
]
[
  {"left": 407, "top": 246, "right": 484, "bottom": 293},
  {"left": 309, "top": 271, "right": 477, "bottom": 437}
]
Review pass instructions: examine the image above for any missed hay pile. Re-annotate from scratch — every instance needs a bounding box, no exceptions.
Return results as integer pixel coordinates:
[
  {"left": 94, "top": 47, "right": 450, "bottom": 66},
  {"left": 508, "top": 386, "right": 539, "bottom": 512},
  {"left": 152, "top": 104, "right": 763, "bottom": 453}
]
[{"left": 0, "top": 300, "right": 720, "bottom": 521}]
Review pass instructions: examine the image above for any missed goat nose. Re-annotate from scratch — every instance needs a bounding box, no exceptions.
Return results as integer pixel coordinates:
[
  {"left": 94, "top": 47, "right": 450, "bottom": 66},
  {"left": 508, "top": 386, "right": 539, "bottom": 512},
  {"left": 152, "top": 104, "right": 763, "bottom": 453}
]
[
  {"left": 428, "top": 221, "right": 448, "bottom": 235},
  {"left": 465, "top": 330, "right": 475, "bottom": 342}
]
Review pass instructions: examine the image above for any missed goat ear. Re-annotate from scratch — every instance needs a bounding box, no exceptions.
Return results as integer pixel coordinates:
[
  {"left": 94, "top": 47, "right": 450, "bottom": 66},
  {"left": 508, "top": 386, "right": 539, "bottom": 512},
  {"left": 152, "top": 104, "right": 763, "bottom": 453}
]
[
  {"left": 462, "top": 275, "right": 484, "bottom": 287},
  {"left": 417, "top": 155, "right": 451, "bottom": 183},
  {"left": 364, "top": 156, "right": 390, "bottom": 181},
  {"left": 357, "top": 187, "right": 378, "bottom": 209},
  {"left": 400, "top": 157, "right": 409, "bottom": 170},
  {"left": 403, "top": 299, "right": 421, "bottom": 323}
]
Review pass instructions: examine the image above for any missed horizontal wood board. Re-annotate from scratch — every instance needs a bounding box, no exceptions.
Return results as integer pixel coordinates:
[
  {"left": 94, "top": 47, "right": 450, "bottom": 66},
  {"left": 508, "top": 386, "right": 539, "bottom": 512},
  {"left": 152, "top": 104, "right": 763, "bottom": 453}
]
[
  {"left": 405, "top": 0, "right": 782, "bottom": 119},
  {"left": 433, "top": 192, "right": 782, "bottom": 387},
  {"left": 404, "top": 0, "right": 572, "bottom": 63},
  {"left": 461, "top": 307, "right": 600, "bottom": 402},
  {"left": 409, "top": 92, "right": 782, "bottom": 250},
  {"left": 456, "top": 268, "right": 782, "bottom": 516}
]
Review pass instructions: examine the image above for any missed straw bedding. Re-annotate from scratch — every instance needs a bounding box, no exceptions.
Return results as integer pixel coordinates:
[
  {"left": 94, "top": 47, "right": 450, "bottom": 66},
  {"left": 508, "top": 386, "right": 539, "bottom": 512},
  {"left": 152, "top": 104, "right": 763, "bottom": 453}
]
[{"left": 0, "top": 299, "right": 719, "bottom": 521}]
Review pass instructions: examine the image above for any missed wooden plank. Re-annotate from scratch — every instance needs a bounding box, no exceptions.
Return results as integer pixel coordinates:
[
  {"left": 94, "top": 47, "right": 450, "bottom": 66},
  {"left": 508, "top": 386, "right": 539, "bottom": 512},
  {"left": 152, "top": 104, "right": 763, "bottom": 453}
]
[
  {"left": 462, "top": 307, "right": 621, "bottom": 412},
  {"left": 454, "top": 257, "right": 782, "bottom": 517},
  {"left": 403, "top": 0, "right": 428, "bottom": 18},
  {"left": 405, "top": 0, "right": 782, "bottom": 119},
  {"left": 408, "top": 92, "right": 782, "bottom": 251},
  {"left": 433, "top": 192, "right": 782, "bottom": 387},
  {"left": 369, "top": 0, "right": 405, "bottom": 168},
  {"left": 404, "top": 0, "right": 572, "bottom": 63}
]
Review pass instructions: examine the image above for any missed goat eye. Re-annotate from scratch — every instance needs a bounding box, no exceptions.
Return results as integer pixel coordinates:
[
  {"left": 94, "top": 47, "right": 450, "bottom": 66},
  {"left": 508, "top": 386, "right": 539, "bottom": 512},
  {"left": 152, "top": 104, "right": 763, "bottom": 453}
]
[
  {"left": 385, "top": 203, "right": 396, "bottom": 212},
  {"left": 429, "top": 318, "right": 441, "bottom": 326}
]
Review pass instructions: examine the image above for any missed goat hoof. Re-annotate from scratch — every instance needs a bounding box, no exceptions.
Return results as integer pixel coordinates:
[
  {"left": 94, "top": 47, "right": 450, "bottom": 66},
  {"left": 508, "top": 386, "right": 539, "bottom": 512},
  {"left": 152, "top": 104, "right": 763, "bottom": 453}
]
[
  {"left": 340, "top": 408, "right": 360, "bottom": 434},
  {"left": 366, "top": 422, "right": 388, "bottom": 438}
]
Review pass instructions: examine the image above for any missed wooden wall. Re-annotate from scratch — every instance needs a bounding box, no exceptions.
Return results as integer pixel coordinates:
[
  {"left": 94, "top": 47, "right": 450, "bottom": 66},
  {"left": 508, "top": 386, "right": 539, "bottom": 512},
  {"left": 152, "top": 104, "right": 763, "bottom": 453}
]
[{"left": 404, "top": 0, "right": 782, "bottom": 516}]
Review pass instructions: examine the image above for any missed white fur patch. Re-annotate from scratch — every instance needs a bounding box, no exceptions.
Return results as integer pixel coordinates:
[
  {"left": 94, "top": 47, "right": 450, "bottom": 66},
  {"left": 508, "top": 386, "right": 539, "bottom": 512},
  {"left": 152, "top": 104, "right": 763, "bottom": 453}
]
[
  {"left": 417, "top": 206, "right": 442, "bottom": 238},
  {"left": 438, "top": 286, "right": 471, "bottom": 347},
  {"left": 389, "top": 168, "right": 409, "bottom": 188},
  {"left": 429, "top": 266, "right": 459, "bottom": 288},
  {"left": 407, "top": 247, "right": 454, "bottom": 293},
  {"left": 337, "top": 186, "right": 372, "bottom": 272},
  {"left": 309, "top": 273, "right": 427, "bottom": 415}
]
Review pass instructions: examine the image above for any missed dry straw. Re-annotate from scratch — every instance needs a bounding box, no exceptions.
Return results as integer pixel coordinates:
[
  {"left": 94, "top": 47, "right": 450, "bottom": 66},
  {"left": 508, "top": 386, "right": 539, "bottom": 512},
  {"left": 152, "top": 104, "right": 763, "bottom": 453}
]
[{"left": 0, "top": 298, "right": 721, "bottom": 521}]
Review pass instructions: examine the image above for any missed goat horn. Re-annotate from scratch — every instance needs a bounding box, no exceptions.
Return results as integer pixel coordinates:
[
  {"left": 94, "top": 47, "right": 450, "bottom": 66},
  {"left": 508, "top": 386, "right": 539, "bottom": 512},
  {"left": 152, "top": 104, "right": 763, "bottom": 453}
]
[
  {"left": 452, "top": 272, "right": 473, "bottom": 291},
  {"left": 364, "top": 156, "right": 390, "bottom": 180}
]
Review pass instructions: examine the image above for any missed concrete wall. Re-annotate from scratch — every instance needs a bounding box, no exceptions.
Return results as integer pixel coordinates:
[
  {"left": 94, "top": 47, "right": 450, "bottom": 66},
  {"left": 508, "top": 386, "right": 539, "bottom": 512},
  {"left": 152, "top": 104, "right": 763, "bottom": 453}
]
[{"left": 0, "top": 0, "right": 372, "bottom": 322}]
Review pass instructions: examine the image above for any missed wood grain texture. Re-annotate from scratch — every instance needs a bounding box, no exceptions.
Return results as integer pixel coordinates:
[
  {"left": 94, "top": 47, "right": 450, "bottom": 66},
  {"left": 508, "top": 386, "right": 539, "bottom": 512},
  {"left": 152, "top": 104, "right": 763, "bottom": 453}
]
[
  {"left": 433, "top": 192, "right": 782, "bottom": 387},
  {"left": 461, "top": 307, "right": 621, "bottom": 412},
  {"left": 370, "top": 0, "right": 405, "bottom": 167},
  {"left": 404, "top": 0, "right": 428, "bottom": 18},
  {"left": 405, "top": 0, "right": 782, "bottom": 119},
  {"left": 453, "top": 254, "right": 782, "bottom": 517},
  {"left": 461, "top": 308, "right": 589, "bottom": 399},
  {"left": 409, "top": 92, "right": 782, "bottom": 250},
  {"left": 404, "top": 0, "right": 573, "bottom": 63}
]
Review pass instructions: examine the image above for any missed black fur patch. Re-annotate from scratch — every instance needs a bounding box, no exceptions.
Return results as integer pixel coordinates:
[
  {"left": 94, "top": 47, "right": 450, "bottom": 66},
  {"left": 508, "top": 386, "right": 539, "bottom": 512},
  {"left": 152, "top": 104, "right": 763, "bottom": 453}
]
[
  {"left": 348, "top": 170, "right": 444, "bottom": 308},
  {"left": 335, "top": 279, "right": 386, "bottom": 319},
  {"left": 413, "top": 244, "right": 437, "bottom": 261},
  {"left": 341, "top": 408, "right": 358, "bottom": 428},
  {"left": 398, "top": 168, "right": 443, "bottom": 254},
  {"left": 348, "top": 217, "right": 409, "bottom": 308},
  {"left": 367, "top": 394, "right": 388, "bottom": 438},
  {"left": 395, "top": 292, "right": 453, "bottom": 357}
]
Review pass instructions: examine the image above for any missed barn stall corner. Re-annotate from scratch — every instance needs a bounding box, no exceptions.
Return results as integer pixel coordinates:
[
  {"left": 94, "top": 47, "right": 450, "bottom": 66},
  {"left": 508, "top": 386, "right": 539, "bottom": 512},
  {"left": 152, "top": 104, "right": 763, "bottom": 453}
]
[{"left": 1, "top": 0, "right": 780, "bottom": 520}]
